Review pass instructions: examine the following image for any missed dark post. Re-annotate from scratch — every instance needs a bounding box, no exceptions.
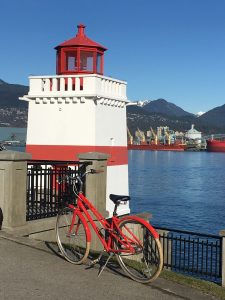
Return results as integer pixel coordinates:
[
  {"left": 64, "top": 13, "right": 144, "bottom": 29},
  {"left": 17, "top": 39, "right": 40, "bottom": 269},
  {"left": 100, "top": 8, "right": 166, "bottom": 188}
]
[{"left": 220, "top": 230, "right": 225, "bottom": 287}]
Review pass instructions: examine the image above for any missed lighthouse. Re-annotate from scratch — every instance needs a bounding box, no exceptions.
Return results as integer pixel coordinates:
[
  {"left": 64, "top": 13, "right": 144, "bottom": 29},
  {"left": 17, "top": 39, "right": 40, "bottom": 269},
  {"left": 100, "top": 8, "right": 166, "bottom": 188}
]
[{"left": 21, "top": 24, "right": 130, "bottom": 216}]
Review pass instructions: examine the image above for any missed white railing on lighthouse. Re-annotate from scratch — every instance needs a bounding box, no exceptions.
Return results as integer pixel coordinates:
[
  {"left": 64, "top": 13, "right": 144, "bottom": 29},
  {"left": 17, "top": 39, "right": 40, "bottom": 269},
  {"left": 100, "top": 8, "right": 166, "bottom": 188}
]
[{"left": 28, "top": 74, "right": 127, "bottom": 101}]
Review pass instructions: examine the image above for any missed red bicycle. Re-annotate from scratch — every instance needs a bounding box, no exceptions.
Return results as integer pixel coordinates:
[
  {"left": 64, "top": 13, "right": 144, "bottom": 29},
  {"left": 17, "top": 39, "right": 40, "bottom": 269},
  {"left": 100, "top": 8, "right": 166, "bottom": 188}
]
[{"left": 56, "top": 169, "right": 163, "bottom": 283}]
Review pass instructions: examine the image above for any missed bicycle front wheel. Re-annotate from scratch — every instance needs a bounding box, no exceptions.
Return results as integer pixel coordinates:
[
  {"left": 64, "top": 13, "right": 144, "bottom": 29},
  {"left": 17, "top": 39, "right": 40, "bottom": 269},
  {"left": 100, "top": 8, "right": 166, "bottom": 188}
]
[
  {"left": 116, "top": 218, "right": 163, "bottom": 283},
  {"left": 56, "top": 207, "right": 90, "bottom": 264}
]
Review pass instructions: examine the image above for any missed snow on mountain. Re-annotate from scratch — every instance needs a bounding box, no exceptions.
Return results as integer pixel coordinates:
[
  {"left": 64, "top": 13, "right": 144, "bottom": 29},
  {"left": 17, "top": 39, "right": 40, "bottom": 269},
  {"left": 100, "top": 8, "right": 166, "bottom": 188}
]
[{"left": 196, "top": 111, "right": 205, "bottom": 117}]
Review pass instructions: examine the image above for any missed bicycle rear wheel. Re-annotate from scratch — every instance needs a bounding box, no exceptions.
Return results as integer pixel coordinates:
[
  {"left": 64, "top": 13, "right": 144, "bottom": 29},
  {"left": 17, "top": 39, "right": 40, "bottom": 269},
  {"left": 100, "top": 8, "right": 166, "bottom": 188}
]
[
  {"left": 56, "top": 207, "right": 90, "bottom": 264},
  {"left": 116, "top": 218, "right": 163, "bottom": 283}
]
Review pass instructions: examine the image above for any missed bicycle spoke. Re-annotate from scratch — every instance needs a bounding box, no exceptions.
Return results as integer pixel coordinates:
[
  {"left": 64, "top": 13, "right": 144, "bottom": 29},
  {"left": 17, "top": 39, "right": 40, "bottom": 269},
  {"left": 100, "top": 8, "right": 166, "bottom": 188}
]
[
  {"left": 56, "top": 207, "right": 90, "bottom": 264},
  {"left": 116, "top": 218, "right": 163, "bottom": 283}
]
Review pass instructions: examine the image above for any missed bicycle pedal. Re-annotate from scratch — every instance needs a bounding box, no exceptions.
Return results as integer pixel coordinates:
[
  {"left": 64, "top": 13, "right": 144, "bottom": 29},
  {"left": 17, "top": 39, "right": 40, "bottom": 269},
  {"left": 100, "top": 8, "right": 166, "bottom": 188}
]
[
  {"left": 91, "top": 258, "right": 100, "bottom": 265},
  {"left": 86, "top": 258, "right": 99, "bottom": 269},
  {"left": 87, "top": 250, "right": 107, "bottom": 269}
]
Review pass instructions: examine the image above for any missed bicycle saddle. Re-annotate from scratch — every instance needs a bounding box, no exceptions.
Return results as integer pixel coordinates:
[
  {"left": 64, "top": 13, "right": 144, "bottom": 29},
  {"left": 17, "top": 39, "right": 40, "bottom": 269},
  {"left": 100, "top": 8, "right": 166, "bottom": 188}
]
[{"left": 109, "top": 194, "right": 130, "bottom": 204}]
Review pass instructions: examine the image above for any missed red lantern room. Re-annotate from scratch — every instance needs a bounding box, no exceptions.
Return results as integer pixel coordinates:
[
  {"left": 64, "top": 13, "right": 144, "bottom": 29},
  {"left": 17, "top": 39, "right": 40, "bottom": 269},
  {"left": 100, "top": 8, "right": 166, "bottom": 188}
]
[{"left": 55, "top": 24, "right": 107, "bottom": 75}]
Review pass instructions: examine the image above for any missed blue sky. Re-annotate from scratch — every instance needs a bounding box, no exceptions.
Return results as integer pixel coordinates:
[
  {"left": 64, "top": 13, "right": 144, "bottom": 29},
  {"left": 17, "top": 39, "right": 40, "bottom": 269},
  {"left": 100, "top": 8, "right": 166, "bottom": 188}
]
[{"left": 1, "top": 0, "right": 225, "bottom": 113}]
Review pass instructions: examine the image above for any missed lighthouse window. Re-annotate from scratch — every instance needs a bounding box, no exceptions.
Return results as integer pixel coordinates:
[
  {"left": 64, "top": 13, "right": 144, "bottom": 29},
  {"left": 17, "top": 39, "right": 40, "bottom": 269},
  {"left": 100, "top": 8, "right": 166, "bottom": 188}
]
[
  {"left": 66, "top": 51, "right": 78, "bottom": 71},
  {"left": 80, "top": 51, "right": 93, "bottom": 72},
  {"left": 97, "top": 53, "right": 102, "bottom": 73}
]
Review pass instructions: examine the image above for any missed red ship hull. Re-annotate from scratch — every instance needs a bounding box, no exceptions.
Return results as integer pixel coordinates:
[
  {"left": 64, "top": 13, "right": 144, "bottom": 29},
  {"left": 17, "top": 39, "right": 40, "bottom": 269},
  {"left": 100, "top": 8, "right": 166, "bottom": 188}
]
[
  {"left": 128, "top": 143, "right": 186, "bottom": 151},
  {"left": 206, "top": 139, "right": 225, "bottom": 152}
]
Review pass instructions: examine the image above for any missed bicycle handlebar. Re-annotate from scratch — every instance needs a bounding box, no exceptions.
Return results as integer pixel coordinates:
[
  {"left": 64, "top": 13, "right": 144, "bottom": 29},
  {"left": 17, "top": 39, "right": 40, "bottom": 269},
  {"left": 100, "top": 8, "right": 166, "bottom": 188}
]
[
  {"left": 57, "top": 169, "right": 104, "bottom": 194},
  {"left": 89, "top": 169, "right": 104, "bottom": 174}
]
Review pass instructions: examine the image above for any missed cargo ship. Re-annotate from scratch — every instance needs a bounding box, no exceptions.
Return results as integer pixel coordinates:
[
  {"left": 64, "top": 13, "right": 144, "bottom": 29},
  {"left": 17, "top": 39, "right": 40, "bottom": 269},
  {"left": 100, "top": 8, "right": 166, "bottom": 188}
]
[
  {"left": 206, "top": 138, "right": 225, "bottom": 152},
  {"left": 128, "top": 142, "right": 186, "bottom": 151},
  {"left": 127, "top": 127, "right": 187, "bottom": 151}
]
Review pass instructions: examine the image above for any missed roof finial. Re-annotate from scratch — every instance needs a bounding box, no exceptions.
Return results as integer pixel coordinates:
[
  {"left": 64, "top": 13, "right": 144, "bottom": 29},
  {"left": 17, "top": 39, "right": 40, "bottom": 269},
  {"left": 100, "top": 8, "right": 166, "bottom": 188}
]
[{"left": 77, "top": 24, "right": 86, "bottom": 36}]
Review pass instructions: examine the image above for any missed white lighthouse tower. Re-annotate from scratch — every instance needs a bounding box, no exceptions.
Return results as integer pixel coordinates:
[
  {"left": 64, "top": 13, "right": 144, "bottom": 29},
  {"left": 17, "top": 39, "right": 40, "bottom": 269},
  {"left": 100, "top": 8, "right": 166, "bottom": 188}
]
[{"left": 21, "top": 24, "right": 130, "bottom": 216}]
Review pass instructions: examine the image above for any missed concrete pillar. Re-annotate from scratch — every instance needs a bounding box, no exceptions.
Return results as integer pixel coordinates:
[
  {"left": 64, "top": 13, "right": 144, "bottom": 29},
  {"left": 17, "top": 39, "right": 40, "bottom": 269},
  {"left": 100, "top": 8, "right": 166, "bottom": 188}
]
[
  {"left": 78, "top": 152, "right": 110, "bottom": 217},
  {"left": 78, "top": 152, "right": 110, "bottom": 251},
  {"left": 220, "top": 230, "right": 225, "bottom": 287},
  {"left": 0, "top": 151, "right": 31, "bottom": 231}
]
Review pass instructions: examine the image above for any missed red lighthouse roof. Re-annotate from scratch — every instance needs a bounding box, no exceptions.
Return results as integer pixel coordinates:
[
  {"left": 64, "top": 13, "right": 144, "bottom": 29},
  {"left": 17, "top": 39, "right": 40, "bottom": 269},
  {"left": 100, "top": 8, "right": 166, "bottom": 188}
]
[
  {"left": 55, "top": 24, "right": 107, "bottom": 75},
  {"left": 55, "top": 24, "right": 107, "bottom": 51}
]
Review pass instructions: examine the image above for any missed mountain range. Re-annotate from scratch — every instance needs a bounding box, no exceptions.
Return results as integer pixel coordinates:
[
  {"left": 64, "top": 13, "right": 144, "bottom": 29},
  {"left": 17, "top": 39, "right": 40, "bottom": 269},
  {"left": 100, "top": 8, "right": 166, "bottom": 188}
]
[
  {"left": 0, "top": 79, "right": 28, "bottom": 127},
  {"left": 0, "top": 79, "right": 28, "bottom": 108},
  {"left": 0, "top": 79, "right": 224, "bottom": 134},
  {"left": 127, "top": 99, "right": 225, "bottom": 135}
]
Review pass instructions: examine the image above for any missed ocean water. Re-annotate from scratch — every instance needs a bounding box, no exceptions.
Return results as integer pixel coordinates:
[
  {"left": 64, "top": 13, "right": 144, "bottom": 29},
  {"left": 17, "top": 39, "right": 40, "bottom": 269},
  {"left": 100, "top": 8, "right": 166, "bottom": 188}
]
[
  {"left": 128, "top": 150, "right": 225, "bottom": 235},
  {"left": 0, "top": 127, "right": 26, "bottom": 141}
]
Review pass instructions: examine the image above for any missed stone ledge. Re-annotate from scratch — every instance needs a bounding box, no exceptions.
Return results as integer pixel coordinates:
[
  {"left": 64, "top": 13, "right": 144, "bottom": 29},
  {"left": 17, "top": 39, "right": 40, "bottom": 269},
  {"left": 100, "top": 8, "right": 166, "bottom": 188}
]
[
  {"left": 78, "top": 152, "right": 110, "bottom": 161},
  {"left": 135, "top": 211, "right": 152, "bottom": 221},
  {"left": 1, "top": 216, "right": 57, "bottom": 237},
  {"left": 0, "top": 150, "right": 31, "bottom": 161},
  {"left": 220, "top": 229, "right": 225, "bottom": 236}
]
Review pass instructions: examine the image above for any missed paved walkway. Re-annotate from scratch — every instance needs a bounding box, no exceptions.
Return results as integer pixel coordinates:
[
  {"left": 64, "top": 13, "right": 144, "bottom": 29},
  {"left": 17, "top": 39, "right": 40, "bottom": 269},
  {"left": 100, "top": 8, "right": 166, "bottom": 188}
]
[{"left": 0, "top": 233, "right": 218, "bottom": 300}]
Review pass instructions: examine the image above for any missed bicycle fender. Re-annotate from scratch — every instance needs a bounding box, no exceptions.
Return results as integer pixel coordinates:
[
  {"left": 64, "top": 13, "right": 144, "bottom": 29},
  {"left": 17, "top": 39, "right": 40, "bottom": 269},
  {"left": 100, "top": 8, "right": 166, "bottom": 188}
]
[
  {"left": 75, "top": 210, "right": 92, "bottom": 242},
  {"left": 119, "top": 215, "right": 159, "bottom": 239}
]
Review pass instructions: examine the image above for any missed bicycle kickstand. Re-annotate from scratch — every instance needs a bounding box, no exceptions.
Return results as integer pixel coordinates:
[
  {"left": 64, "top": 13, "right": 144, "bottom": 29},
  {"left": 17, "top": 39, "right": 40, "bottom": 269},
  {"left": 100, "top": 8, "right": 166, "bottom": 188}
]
[{"left": 98, "top": 252, "right": 114, "bottom": 277}]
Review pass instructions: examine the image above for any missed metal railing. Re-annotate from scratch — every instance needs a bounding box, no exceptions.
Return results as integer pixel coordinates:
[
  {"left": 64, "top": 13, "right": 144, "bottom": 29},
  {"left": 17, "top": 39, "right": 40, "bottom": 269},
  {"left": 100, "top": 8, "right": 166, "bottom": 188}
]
[
  {"left": 26, "top": 160, "right": 90, "bottom": 221},
  {"left": 156, "top": 226, "right": 222, "bottom": 283}
]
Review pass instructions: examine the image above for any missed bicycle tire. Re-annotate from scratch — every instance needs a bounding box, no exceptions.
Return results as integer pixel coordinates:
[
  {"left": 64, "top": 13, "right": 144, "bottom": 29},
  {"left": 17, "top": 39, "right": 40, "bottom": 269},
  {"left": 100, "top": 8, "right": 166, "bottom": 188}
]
[
  {"left": 116, "top": 218, "right": 163, "bottom": 283},
  {"left": 56, "top": 207, "right": 90, "bottom": 264}
]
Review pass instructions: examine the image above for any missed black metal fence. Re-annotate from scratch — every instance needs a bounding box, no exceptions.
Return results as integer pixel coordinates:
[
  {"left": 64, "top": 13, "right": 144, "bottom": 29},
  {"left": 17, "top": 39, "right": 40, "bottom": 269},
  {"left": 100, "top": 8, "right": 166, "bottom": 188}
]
[
  {"left": 157, "top": 226, "right": 222, "bottom": 283},
  {"left": 26, "top": 160, "right": 89, "bottom": 221}
]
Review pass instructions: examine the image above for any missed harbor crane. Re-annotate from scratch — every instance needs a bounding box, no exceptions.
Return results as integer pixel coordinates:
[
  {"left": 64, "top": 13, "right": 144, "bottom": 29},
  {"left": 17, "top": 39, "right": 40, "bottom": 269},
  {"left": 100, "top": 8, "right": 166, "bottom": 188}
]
[
  {"left": 136, "top": 128, "right": 146, "bottom": 144},
  {"left": 127, "top": 127, "right": 133, "bottom": 145},
  {"left": 150, "top": 127, "right": 158, "bottom": 145}
]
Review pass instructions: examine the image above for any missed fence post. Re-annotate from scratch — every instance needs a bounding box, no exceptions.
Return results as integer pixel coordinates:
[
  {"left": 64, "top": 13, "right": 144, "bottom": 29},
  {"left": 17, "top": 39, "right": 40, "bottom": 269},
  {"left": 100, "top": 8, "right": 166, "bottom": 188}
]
[
  {"left": 77, "top": 152, "right": 110, "bottom": 251},
  {"left": 156, "top": 229, "right": 172, "bottom": 270},
  {"left": 0, "top": 151, "right": 31, "bottom": 232},
  {"left": 220, "top": 230, "right": 225, "bottom": 287}
]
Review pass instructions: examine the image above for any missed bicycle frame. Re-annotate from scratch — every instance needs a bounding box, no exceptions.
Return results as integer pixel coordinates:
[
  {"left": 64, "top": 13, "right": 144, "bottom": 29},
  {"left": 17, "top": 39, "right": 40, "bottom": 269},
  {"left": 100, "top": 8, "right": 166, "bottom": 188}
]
[{"left": 67, "top": 192, "right": 159, "bottom": 254}]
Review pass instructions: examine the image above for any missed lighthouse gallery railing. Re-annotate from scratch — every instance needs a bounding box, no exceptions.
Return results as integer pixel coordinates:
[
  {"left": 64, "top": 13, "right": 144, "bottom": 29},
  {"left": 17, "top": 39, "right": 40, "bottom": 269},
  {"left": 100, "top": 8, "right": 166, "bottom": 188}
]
[{"left": 27, "top": 74, "right": 127, "bottom": 101}]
